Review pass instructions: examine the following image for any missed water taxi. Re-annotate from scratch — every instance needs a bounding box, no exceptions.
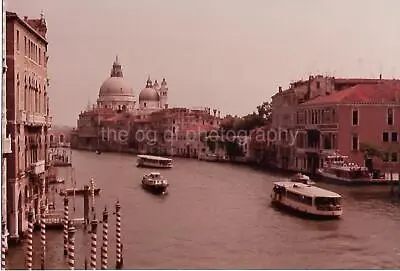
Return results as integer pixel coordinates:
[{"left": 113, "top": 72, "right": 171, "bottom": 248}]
[
  {"left": 290, "top": 173, "right": 316, "bottom": 185},
  {"left": 136, "top": 155, "right": 173, "bottom": 168},
  {"left": 317, "top": 154, "right": 372, "bottom": 185},
  {"left": 271, "top": 181, "right": 343, "bottom": 219},
  {"left": 142, "top": 172, "right": 169, "bottom": 194}
]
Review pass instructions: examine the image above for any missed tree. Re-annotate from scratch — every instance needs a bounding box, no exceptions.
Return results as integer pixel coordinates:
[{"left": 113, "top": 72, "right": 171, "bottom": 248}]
[{"left": 256, "top": 101, "right": 272, "bottom": 123}]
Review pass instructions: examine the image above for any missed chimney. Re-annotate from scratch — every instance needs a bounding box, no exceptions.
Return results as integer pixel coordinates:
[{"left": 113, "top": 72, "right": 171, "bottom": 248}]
[
  {"left": 24, "top": 16, "right": 28, "bottom": 21},
  {"left": 379, "top": 74, "right": 382, "bottom": 80},
  {"left": 213, "top": 109, "right": 217, "bottom": 117},
  {"left": 278, "top": 86, "right": 282, "bottom": 93}
]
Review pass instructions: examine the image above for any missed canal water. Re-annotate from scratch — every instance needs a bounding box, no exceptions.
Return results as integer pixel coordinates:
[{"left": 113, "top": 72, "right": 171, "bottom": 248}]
[{"left": 6, "top": 150, "right": 400, "bottom": 269}]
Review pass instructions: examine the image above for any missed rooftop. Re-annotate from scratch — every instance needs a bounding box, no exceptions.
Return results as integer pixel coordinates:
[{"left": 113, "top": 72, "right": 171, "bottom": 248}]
[
  {"left": 301, "top": 82, "right": 400, "bottom": 106},
  {"left": 273, "top": 181, "right": 342, "bottom": 198}
]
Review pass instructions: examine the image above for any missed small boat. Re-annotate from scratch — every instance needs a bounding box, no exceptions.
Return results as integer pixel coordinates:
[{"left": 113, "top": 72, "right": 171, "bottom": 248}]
[
  {"left": 136, "top": 155, "right": 173, "bottom": 169},
  {"left": 49, "top": 177, "right": 65, "bottom": 184},
  {"left": 317, "top": 154, "right": 373, "bottom": 185},
  {"left": 142, "top": 172, "right": 169, "bottom": 194},
  {"left": 95, "top": 150, "right": 101, "bottom": 155},
  {"left": 271, "top": 181, "right": 343, "bottom": 219},
  {"left": 59, "top": 187, "right": 101, "bottom": 196},
  {"left": 290, "top": 173, "right": 316, "bottom": 185}
]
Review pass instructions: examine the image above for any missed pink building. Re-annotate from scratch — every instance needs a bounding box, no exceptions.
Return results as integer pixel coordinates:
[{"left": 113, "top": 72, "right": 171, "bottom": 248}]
[
  {"left": 295, "top": 82, "right": 400, "bottom": 174},
  {"left": 270, "top": 75, "right": 398, "bottom": 171}
]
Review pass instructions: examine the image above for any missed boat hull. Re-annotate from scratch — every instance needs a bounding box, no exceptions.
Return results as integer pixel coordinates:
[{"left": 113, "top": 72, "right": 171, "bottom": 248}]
[
  {"left": 136, "top": 162, "right": 172, "bottom": 169},
  {"left": 141, "top": 183, "right": 168, "bottom": 194},
  {"left": 317, "top": 170, "right": 397, "bottom": 185},
  {"left": 271, "top": 199, "right": 342, "bottom": 220}
]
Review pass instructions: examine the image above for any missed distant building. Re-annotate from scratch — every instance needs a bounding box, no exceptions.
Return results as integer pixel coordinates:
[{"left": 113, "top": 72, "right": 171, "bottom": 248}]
[
  {"left": 72, "top": 56, "right": 170, "bottom": 150},
  {"left": 295, "top": 82, "right": 400, "bottom": 173},
  {"left": 270, "top": 74, "right": 398, "bottom": 173},
  {"left": 5, "top": 11, "right": 51, "bottom": 241}
]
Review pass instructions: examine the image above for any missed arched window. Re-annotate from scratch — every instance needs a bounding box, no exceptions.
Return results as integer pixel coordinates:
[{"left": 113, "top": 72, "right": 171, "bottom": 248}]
[
  {"left": 50, "top": 135, "right": 54, "bottom": 143},
  {"left": 144, "top": 102, "right": 147, "bottom": 108},
  {"left": 60, "top": 134, "right": 64, "bottom": 143}
]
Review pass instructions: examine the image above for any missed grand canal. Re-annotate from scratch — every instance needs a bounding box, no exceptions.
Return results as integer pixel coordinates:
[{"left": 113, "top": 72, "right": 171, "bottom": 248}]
[{"left": 6, "top": 150, "right": 400, "bottom": 269}]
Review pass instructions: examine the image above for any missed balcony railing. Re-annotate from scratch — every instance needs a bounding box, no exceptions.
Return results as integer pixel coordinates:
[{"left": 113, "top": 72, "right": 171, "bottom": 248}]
[
  {"left": 31, "top": 160, "right": 45, "bottom": 175},
  {"left": 2, "top": 136, "right": 12, "bottom": 154},
  {"left": 26, "top": 113, "right": 46, "bottom": 126}
]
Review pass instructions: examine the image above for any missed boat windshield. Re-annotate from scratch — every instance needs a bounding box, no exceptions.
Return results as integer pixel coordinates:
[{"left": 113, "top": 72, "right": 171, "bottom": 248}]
[{"left": 315, "top": 197, "right": 341, "bottom": 211}]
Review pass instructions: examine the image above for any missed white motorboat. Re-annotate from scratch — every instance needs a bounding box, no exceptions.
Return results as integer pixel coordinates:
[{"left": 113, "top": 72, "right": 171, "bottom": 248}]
[{"left": 142, "top": 172, "right": 169, "bottom": 194}]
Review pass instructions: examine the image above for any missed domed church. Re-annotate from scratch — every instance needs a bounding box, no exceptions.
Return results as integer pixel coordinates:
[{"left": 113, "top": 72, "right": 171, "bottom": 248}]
[
  {"left": 97, "top": 56, "right": 135, "bottom": 111},
  {"left": 96, "top": 55, "right": 168, "bottom": 115}
]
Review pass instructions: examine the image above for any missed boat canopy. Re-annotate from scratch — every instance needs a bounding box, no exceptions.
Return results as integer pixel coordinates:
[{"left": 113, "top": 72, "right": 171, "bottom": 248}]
[
  {"left": 137, "top": 155, "right": 172, "bottom": 162},
  {"left": 273, "top": 181, "right": 341, "bottom": 198}
]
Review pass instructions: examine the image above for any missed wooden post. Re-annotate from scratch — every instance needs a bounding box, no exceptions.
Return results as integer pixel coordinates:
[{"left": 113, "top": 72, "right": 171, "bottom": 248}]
[
  {"left": 115, "top": 201, "right": 123, "bottom": 269},
  {"left": 90, "top": 216, "right": 98, "bottom": 270},
  {"left": 64, "top": 197, "right": 69, "bottom": 256},
  {"left": 40, "top": 205, "right": 46, "bottom": 270},
  {"left": 25, "top": 208, "right": 34, "bottom": 270},
  {"left": 101, "top": 207, "right": 108, "bottom": 270},
  {"left": 83, "top": 185, "right": 89, "bottom": 227},
  {"left": 67, "top": 221, "right": 76, "bottom": 270}
]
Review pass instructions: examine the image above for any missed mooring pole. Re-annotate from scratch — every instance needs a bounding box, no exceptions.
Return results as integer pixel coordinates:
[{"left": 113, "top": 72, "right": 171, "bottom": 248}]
[
  {"left": 67, "top": 221, "right": 76, "bottom": 270},
  {"left": 115, "top": 201, "right": 123, "bottom": 269},
  {"left": 90, "top": 179, "right": 95, "bottom": 213},
  {"left": 40, "top": 204, "right": 47, "bottom": 270},
  {"left": 90, "top": 216, "right": 98, "bottom": 270},
  {"left": 64, "top": 196, "right": 69, "bottom": 256},
  {"left": 2, "top": 221, "right": 7, "bottom": 270},
  {"left": 83, "top": 185, "right": 90, "bottom": 227},
  {"left": 25, "top": 208, "right": 34, "bottom": 270},
  {"left": 101, "top": 207, "right": 108, "bottom": 270}
]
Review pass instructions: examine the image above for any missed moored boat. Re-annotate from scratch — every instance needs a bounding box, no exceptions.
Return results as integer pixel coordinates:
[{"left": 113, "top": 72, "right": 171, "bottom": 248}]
[
  {"left": 136, "top": 155, "right": 173, "bottom": 168},
  {"left": 142, "top": 172, "right": 169, "bottom": 194},
  {"left": 317, "top": 154, "right": 373, "bottom": 185},
  {"left": 271, "top": 181, "right": 343, "bottom": 219}
]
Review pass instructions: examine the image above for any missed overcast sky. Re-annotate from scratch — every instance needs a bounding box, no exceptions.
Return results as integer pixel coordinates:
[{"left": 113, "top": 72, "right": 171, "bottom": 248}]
[{"left": 6, "top": 0, "right": 400, "bottom": 126}]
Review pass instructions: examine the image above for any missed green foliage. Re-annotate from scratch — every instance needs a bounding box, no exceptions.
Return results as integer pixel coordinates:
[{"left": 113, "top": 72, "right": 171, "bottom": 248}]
[{"left": 224, "top": 138, "right": 244, "bottom": 158}]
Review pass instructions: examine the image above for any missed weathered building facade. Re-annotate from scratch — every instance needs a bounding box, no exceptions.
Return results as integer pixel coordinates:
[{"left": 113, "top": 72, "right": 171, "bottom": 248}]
[
  {"left": 295, "top": 82, "right": 400, "bottom": 174},
  {"left": 5, "top": 11, "right": 51, "bottom": 240},
  {"left": 270, "top": 75, "right": 397, "bottom": 173}
]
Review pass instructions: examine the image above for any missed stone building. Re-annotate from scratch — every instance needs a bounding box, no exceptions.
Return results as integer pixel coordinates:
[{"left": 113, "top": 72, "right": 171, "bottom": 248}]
[
  {"left": 2, "top": 7, "right": 13, "bottom": 250},
  {"left": 270, "top": 75, "right": 397, "bottom": 172},
  {"left": 295, "top": 82, "right": 400, "bottom": 174},
  {"left": 5, "top": 11, "right": 51, "bottom": 240}
]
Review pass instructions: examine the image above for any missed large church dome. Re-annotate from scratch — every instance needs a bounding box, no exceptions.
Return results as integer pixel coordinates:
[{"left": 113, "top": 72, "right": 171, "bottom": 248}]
[{"left": 97, "top": 56, "right": 135, "bottom": 111}]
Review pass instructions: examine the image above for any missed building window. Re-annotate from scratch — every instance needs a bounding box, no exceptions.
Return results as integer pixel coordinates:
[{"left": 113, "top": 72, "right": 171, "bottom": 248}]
[
  {"left": 39, "top": 48, "right": 41, "bottom": 65},
  {"left": 392, "top": 132, "right": 398, "bottom": 142},
  {"left": 382, "top": 152, "right": 389, "bottom": 162},
  {"left": 143, "top": 102, "right": 146, "bottom": 108},
  {"left": 24, "top": 36, "right": 27, "bottom": 55},
  {"left": 16, "top": 30, "right": 20, "bottom": 51},
  {"left": 387, "top": 108, "right": 393, "bottom": 125},
  {"left": 351, "top": 135, "right": 359, "bottom": 151},
  {"left": 392, "top": 152, "right": 398, "bottom": 162},
  {"left": 316, "top": 81, "right": 320, "bottom": 89},
  {"left": 352, "top": 109, "right": 359, "bottom": 125},
  {"left": 383, "top": 132, "right": 389, "bottom": 142}
]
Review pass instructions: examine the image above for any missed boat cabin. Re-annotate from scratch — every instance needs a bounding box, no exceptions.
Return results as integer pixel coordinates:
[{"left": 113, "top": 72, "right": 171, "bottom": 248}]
[
  {"left": 273, "top": 182, "right": 342, "bottom": 211},
  {"left": 137, "top": 155, "right": 173, "bottom": 168}
]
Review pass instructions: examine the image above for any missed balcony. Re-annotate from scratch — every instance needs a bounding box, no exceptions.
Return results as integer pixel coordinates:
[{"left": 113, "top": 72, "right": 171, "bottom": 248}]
[
  {"left": 16, "top": 110, "right": 27, "bottom": 124},
  {"left": 26, "top": 113, "right": 46, "bottom": 126},
  {"left": 31, "top": 160, "right": 45, "bottom": 175},
  {"left": 46, "top": 116, "right": 52, "bottom": 126},
  {"left": 2, "top": 136, "right": 12, "bottom": 154}
]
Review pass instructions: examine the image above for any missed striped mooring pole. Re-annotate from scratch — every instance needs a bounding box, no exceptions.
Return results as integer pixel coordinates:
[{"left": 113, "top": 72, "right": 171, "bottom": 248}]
[
  {"left": 115, "top": 201, "right": 123, "bottom": 269},
  {"left": 64, "top": 196, "right": 69, "bottom": 256},
  {"left": 40, "top": 204, "right": 47, "bottom": 270},
  {"left": 101, "top": 208, "right": 108, "bottom": 270},
  {"left": 25, "top": 208, "right": 34, "bottom": 270},
  {"left": 1, "top": 222, "right": 6, "bottom": 270},
  {"left": 67, "top": 221, "right": 76, "bottom": 270},
  {"left": 90, "top": 179, "right": 95, "bottom": 212},
  {"left": 90, "top": 216, "right": 98, "bottom": 270}
]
